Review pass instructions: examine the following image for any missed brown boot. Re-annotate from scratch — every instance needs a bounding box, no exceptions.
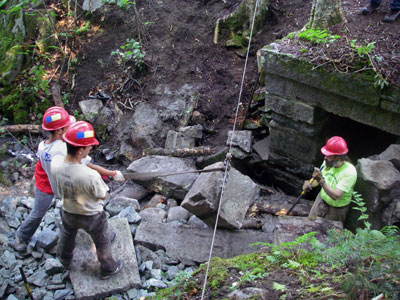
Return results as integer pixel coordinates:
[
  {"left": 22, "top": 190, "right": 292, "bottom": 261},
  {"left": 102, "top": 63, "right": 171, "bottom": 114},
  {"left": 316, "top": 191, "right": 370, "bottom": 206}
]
[
  {"left": 14, "top": 235, "right": 28, "bottom": 252},
  {"left": 383, "top": 9, "right": 400, "bottom": 22}
]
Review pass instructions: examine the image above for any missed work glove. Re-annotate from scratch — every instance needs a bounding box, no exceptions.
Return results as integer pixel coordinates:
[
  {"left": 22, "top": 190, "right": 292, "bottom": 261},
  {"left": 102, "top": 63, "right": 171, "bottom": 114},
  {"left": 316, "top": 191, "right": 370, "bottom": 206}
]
[
  {"left": 113, "top": 170, "right": 125, "bottom": 182},
  {"left": 311, "top": 167, "right": 322, "bottom": 181},
  {"left": 302, "top": 179, "right": 319, "bottom": 192}
]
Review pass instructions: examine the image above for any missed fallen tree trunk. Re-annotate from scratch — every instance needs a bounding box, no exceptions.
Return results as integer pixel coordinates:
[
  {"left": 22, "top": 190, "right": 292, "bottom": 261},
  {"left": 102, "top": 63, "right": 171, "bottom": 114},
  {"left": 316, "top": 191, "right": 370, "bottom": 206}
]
[
  {"left": 0, "top": 124, "right": 41, "bottom": 134},
  {"left": 241, "top": 218, "right": 264, "bottom": 229},
  {"left": 143, "top": 147, "right": 213, "bottom": 157}
]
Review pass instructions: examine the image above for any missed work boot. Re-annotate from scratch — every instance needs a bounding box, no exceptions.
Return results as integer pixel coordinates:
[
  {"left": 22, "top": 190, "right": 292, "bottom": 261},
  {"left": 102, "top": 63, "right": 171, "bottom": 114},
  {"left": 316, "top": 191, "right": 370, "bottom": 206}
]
[
  {"left": 383, "top": 9, "right": 400, "bottom": 22},
  {"left": 59, "top": 259, "right": 71, "bottom": 270},
  {"left": 100, "top": 260, "right": 124, "bottom": 280},
  {"left": 13, "top": 235, "right": 28, "bottom": 253},
  {"left": 109, "top": 231, "right": 116, "bottom": 243},
  {"left": 361, "top": 3, "right": 379, "bottom": 15}
]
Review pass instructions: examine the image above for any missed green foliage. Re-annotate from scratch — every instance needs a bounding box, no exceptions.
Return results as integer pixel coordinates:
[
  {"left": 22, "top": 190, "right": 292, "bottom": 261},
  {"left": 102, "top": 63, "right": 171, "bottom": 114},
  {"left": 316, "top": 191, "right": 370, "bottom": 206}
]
[
  {"left": 297, "top": 28, "right": 340, "bottom": 44},
  {"left": 74, "top": 21, "right": 91, "bottom": 35},
  {"left": 351, "top": 190, "right": 371, "bottom": 230},
  {"left": 111, "top": 38, "right": 145, "bottom": 68},
  {"left": 102, "top": 0, "right": 136, "bottom": 10},
  {"left": 317, "top": 227, "right": 400, "bottom": 298},
  {"left": 350, "top": 39, "right": 374, "bottom": 58}
]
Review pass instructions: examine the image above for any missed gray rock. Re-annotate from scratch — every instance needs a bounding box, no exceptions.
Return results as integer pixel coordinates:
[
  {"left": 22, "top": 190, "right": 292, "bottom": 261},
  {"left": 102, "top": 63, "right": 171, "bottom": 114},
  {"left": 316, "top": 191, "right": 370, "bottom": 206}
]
[
  {"left": 19, "top": 196, "right": 35, "bottom": 209},
  {"left": 139, "top": 207, "right": 167, "bottom": 223},
  {"left": 166, "top": 266, "right": 179, "bottom": 280},
  {"left": 7, "top": 295, "right": 19, "bottom": 300},
  {"left": 136, "top": 245, "right": 161, "bottom": 269},
  {"left": 36, "top": 228, "right": 58, "bottom": 249},
  {"left": 44, "top": 258, "right": 64, "bottom": 275},
  {"left": 253, "top": 136, "right": 270, "bottom": 160},
  {"left": 111, "top": 182, "right": 150, "bottom": 202},
  {"left": 0, "top": 197, "right": 18, "bottom": 216},
  {"left": 150, "top": 269, "right": 161, "bottom": 280},
  {"left": 69, "top": 218, "right": 141, "bottom": 299},
  {"left": 187, "top": 215, "right": 209, "bottom": 229},
  {"left": 127, "top": 288, "right": 138, "bottom": 299},
  {"left": 27, "top": 270, "right": 48, "bottom": 287},
  {"left": 273, "top": 216, "right": 343, "bottom": 245},
  {"left": 0, "top": 251, "right": 17, "bottom": 269},
  {"left": 379, "top": 144, "right": 400, "bottom": 170},
  {"left": 358, "top": 158, "right": 400, "bottom": 190},
  {"left": 144, "top": 278, "right": 167, "bottom": 289},
  {"left": 118, "top": 206, "right": 142, "bottom": 224},
  {"left": 179, "top": 125, "right": 203, "bottom": 139},
  {"left": 79, "top": 99, "right": 103, "bottom": 115},
  {"left": 182, "top": 162, "right": 260, "bottom": 229},
  {"left": 53, "top": 289, "right": 73, "bottom": 300},
  {"left": 82, "top": 0, "right": 104, "bottom": 12},
  {"left": 227, "top": 130, "right": 252, "bottom": 153},
  {"left": 167, "top": 206, "right": 190, "bottom": 222},
  {"left": 32, "top": 288, "right": 47, "bottom": 299},
  {"left": 127, "top": 155, "right": 198, "bottom": 200},
  {"left": 164, "top": 130, "right": 195, "bottom": 150},
  {"left": 135, "top": 221, "right": 273, "bottom": 265},
  {"left": 228, "top": 287, "right": 268, "bottom": 299}
]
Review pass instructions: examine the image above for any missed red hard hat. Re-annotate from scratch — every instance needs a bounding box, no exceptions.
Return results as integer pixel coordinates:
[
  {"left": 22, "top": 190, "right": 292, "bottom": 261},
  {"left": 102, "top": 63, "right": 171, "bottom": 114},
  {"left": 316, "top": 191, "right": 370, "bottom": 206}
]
[
  {"left": 321, "top": 136, "right": 348, "bottom": 156},
  {"left": 42, "top": 106, "right": 73, "bottom": 130},
  {"left": 62, "top": 121, "right": 99, "bottom": 147}
]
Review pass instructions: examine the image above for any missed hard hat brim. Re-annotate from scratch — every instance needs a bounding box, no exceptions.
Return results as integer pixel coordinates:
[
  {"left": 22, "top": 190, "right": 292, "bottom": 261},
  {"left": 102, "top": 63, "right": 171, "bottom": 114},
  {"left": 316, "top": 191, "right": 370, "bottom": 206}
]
[{"left": 321, "top": 146, "right": 348, "bottom": 156}]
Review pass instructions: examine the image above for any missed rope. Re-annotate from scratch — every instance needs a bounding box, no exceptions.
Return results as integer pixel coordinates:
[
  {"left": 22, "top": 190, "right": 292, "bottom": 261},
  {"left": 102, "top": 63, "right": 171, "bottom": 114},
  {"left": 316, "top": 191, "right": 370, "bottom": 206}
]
[{"left": 200, "top": 1, "right": 260, "bottom": 299}]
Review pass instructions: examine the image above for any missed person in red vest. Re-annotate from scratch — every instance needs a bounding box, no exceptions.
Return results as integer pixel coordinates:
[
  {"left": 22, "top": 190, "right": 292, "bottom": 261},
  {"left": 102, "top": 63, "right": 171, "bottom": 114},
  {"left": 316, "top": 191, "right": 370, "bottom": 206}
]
[{"left": 13, "top": 106, "right": 124, "bottom": 252}]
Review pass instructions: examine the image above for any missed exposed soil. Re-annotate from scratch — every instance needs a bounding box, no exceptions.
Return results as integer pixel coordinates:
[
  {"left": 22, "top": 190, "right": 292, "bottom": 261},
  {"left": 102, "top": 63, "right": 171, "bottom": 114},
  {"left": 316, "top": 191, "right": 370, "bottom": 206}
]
[{"left": 64, "top": 0, "right": 313, "bottom": 150}]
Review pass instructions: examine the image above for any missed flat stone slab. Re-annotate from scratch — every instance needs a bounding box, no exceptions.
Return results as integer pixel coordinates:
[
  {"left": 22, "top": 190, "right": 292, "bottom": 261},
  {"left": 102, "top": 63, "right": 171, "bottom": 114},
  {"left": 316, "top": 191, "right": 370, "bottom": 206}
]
[
  {"left": 69, "top": 218, "right": 141, "bottom": 300},
  {"left": 273, "top": 216, "right": 343, "bottom": 245},
  {"left": 134, "top": 221, "right": 273, "bottom": 265}
]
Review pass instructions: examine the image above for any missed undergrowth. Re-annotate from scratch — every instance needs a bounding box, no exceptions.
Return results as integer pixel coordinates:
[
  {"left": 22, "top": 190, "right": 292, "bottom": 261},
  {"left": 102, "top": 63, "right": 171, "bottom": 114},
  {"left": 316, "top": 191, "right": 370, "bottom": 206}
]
[{"left": 148, "top": 193, "right": 400, "bottom": 300}]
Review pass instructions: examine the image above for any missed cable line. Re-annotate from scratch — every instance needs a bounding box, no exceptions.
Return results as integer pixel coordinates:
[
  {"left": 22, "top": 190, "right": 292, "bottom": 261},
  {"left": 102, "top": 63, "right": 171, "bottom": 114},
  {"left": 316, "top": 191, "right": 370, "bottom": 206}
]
[{"left": 200, "top": 1, "right": 261, "bottom": 298}]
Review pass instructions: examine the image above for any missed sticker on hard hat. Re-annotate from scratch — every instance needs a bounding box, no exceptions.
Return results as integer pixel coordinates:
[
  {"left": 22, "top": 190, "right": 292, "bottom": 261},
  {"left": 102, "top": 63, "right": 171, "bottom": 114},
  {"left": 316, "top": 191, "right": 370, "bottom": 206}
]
[
  {"left": 45, "top": 113, "right": 62, "bottom": 123},
  {"left": 76, "top": 131, "right": 94, "bottom": 139}
]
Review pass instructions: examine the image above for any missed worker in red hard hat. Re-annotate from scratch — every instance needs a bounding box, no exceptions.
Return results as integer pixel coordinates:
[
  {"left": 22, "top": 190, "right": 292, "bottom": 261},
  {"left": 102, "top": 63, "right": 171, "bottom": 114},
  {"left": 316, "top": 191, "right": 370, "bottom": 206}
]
[
  {"left": 12, "top": 106, "right": 124, "bottom": 253},
  {"left": 52, "top": 121, "right": 124, "bottom": 279},
  {"left": 303, "top": 136, "right": 357, "bottom": 222}
]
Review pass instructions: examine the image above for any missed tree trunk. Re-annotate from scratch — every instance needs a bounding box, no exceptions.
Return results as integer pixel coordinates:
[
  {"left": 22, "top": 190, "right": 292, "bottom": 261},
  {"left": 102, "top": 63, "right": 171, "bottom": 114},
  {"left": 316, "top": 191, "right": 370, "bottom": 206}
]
[
  {"left": 308, "top": 0, "right": 345, "bottom": 29},
  {"left": 0, "top": 124, "right": 41, "bottom": 134}
]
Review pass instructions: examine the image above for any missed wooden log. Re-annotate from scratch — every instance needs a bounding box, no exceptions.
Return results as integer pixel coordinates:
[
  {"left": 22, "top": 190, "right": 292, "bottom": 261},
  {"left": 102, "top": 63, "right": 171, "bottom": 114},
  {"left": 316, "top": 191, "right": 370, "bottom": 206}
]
[
  {"left": 0, "top": 124, "right": 41, "bottom": 134},
  {"left": 241, "top": 218, "right": 264, "bottom": 230},
  {"left": 143, "top": 146, "right": 213, "bottom": 157},
  {"left": 51, "top": 83, "right": 64, "bottom": 108}
]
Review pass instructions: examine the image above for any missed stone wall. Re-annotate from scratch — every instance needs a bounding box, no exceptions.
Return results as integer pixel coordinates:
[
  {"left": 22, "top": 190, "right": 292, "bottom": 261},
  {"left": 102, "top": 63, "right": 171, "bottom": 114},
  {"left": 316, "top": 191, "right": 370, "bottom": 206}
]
[{"left": 257, "top": 44, "right": 400, "bottom": 194}]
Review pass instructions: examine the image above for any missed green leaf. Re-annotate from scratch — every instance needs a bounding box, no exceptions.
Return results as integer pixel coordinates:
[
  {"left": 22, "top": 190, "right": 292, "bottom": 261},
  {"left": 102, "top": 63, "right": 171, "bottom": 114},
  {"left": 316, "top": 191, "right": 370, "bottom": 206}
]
[{"left": 273, "top": 282, "right": 287, "bottom": 292}]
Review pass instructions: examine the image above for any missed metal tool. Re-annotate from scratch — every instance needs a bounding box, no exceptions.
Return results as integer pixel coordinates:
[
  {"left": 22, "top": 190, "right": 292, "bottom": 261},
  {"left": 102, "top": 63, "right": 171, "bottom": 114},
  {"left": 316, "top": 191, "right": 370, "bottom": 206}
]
[
  {"left": 122, "top": 167, "right": 225, "bottom": 180},
  {"left": 19, "top": 267, "right": 35, "bottom": 300},
  {"left": 286, "top": 165, "right": 325, "bottom": 216}
]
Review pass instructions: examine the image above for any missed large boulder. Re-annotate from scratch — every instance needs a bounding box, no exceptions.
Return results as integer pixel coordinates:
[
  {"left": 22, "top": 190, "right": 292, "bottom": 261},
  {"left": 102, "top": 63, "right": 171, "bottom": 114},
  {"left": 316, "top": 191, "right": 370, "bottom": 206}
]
[
  {"left": 69, "top": 218, "right": 141, "bottom": 299},
  {"left": 182, "top": 162, "right": 260, "bottom": 229},
  {"left": 126, "top": 155, "right": 198, "bottom": 200},
  {"left": 274, "top": 216, "right": 343, "bottom": 245},
  {"left": 134, "top": 221, "right": 274, "bottom": 265}
]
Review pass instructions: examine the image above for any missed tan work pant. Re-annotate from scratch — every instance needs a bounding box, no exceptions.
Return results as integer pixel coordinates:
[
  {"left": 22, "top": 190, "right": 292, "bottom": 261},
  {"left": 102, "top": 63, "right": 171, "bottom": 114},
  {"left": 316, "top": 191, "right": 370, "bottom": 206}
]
[{"left": 309, "top": 193, "right": 349, "bottom": 223}]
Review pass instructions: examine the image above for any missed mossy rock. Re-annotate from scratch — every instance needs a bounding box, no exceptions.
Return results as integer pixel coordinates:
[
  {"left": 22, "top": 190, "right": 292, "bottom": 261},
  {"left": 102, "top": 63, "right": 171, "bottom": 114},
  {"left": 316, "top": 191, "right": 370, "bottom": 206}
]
[
  {"left": 25, "top": 9, "right": 56, "bottom": 53},
  {"left": 214, "top": 0, "right": 269, "bottom": 48}
]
